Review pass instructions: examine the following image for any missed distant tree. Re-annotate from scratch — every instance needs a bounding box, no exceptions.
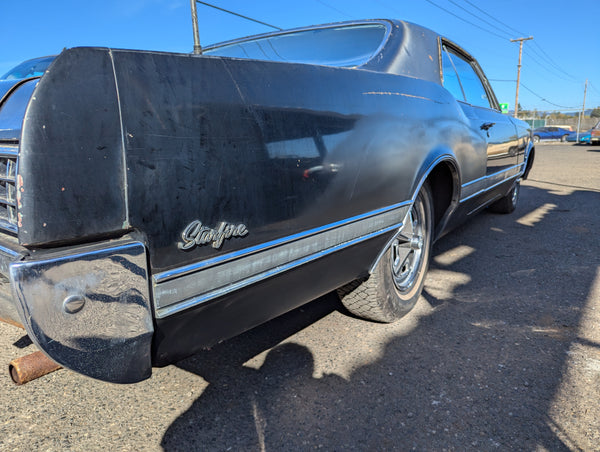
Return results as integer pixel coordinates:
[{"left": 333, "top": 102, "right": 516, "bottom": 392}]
[
  {"left": 517, "top": 103, "right": 532, "bottom": 118},
  {"left": 591, "top": 107, "right": 600, "bottom": 118}
]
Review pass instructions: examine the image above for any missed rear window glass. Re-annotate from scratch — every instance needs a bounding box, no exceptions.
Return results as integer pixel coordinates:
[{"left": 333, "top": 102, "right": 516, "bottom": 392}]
[
  {"left": 204, "top": 24, "right": 388, "bottom": 68},
  {"left": 1, "top": 56, "right": 55, "bottom": 80}
]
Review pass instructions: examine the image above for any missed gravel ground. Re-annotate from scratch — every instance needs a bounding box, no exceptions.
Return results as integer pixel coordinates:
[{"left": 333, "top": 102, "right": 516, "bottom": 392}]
[{"left": 0, "top": 143, "right": 599, "bottom": 451}]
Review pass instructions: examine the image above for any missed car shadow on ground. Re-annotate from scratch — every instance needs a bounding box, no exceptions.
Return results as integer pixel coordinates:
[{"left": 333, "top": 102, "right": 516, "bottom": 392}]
[{"left": 162, "top": 183, "right": 599, "bottom": 451}]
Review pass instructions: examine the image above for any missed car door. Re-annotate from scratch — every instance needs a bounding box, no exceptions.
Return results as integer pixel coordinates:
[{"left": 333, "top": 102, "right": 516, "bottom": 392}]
[
  {"left": 442, "top": 43, "right": 519, "bottom": 188},
  {"left": 536, "top": 127, "right": 547, "bottom": 139}
]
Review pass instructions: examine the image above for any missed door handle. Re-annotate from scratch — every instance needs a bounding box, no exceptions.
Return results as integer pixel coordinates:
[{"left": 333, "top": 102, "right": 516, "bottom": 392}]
[{"left": 480, "top": 122, "right": 495, "bottom": 131}]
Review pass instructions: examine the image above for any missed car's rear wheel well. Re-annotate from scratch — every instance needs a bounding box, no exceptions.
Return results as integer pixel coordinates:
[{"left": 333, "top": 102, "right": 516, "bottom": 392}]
[
  {"left": 523, "top": 147, "right": 535, "bottom": 180},
  {"left": 424, "top": 162, "right": 458, "bottom": 238}
]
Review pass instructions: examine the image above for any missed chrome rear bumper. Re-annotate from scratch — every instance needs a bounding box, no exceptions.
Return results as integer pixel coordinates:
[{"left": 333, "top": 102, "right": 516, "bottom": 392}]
[
  {"left": 1, "top": 238, "right": 154, "bottom": 383},
  {"left": 0, "top": 237, "right": 26, "bottom": 326}
]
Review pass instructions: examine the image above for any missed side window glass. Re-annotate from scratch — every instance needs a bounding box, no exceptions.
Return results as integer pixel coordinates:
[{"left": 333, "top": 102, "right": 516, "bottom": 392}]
[
  {"left": 444, "top": 47, "right": 491, "bottom": 109},
  {"left": 441, "top": 50, "right": 465, "bottom": 101}
]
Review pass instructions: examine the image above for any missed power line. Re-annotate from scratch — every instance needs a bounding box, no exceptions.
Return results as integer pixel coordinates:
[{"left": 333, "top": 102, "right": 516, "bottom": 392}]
[
  {"left": 531, "top": 42, "right": 577, "bottom": 81},
  {"left": 459, "top": 0, "right": 526, "bottom": 37},
  {"left": 314, "top": 0, "right": 354, "bottom": 19},
  {"left": 195, "top": 1, "right": 282, "bottom": 31},
  {"left": 447, "top": 0, "right": 511, "bottom": 39},
  {"left": 529, "top": 42, "right": 578, "bottom": 81},
  {"left": 399, "top": 1, "right": 587, "bottom": 110},
  {"left": 520, "top": 83, "right": 581, "bottom": 110},
  {"left": 522, "top": 49, "right": 579, "bottom": 84},
  {"left": 587, "top": 82, "right": 600, "bottom": 99},
  {"left": 422, "top": 0, "right": 508, "bottom": 40},
  {"left": 455, "top": 0, "right": 578, "bottom": 83}
]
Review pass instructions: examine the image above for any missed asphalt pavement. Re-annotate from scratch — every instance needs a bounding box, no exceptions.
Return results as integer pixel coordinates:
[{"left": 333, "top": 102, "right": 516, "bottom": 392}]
[{"left": 1, "top": 142, "right": 599, "bottom": 451}]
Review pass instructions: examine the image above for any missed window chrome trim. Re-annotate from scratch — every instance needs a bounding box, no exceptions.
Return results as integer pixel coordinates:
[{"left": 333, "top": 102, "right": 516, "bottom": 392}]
[{"left": 203, "top": 20, "right": 393, "bottom": 69}]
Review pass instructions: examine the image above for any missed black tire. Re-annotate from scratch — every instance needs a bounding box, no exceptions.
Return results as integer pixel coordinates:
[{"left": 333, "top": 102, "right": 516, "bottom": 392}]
[
  {"left": 489, "top": 181, "right": 519, "bottom": 214},
  {"left": 533, "top": 135, "right": 540, "bottom": 143},
  {"left": 337, "top": 183, "right": 433, "bottom": 323}
]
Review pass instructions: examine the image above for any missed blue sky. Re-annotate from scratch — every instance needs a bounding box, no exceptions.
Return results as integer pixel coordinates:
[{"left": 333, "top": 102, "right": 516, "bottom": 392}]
[{"left": 2, "top": 0, "right": 598, "bottom": 113}]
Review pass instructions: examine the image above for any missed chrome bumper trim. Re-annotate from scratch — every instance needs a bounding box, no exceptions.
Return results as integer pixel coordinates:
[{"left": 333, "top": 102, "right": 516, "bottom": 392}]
[
  {"left": 0, "top": 243, "right": 19, "bottom": 258},
  {"left": 9, "top": 240, "right": 154, "bottom": 383},
  {"left": 0, "top": 239, "right": 25, "bottom": 324}
]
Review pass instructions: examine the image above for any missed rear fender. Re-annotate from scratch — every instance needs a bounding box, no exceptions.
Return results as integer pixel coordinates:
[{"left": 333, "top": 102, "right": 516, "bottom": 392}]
[{"left": 369, "top": 152, "right": 460, "bottom": 274}]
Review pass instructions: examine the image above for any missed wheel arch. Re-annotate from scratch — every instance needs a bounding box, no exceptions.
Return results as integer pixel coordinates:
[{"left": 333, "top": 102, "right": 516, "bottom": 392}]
[
  {"left": 425, "top": 159, "right": 461, "bottom": 241},
  {"left": 523, "top": 144, "right": 535, "bottom": 180},
  {"left": 369, "top": 153, "right": 460, "bottom": 274}
]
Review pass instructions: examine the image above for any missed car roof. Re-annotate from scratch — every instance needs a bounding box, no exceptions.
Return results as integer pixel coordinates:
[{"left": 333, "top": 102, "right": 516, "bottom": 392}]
[{"left": 203, "top": 19, "right": 443, "bottom": 83}]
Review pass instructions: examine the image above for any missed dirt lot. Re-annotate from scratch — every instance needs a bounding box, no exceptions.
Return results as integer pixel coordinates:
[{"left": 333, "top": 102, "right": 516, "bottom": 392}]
[{"left": 0, "top": 143, "right": 599, "bottom": 451}]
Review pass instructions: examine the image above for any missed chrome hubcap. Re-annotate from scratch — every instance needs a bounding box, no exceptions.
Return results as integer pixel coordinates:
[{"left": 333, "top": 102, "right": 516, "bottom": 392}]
[
  {"left": 391, "top": 204, "right": 425, "bottom": 293},
  {"left": 511, "top": 183, "right": 519, "bottom": 206}
]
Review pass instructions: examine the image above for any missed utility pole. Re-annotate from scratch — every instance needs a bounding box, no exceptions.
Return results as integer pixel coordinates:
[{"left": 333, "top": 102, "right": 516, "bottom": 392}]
[
  {"left": 511, "top": 36, "right": 533, "bottom": 118},
  {"left": 190, "top": 0, "right": 202, "bottom": 54},
  {"left": 576, "top": 79, "right": 588, "bottom": 139}
]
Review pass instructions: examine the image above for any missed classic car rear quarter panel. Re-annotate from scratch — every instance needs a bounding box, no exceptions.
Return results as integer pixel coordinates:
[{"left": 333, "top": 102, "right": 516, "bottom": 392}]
[
  {"left": 18, "top": 48, "right": 127, "bottom": 246},
  {"left": 109, "top": 49, "right": 466, "bottom": 278},
  {"left": 0, "top": 17, "right": 536, "bottom": 384},
  {"left": 0, "top": 19, "right": 535, "bottom": 383}
]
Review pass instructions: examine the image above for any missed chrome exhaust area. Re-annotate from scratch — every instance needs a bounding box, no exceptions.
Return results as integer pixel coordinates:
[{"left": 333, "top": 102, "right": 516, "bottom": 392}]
[{"left": 9, "top": 351, "right": 61, "bottom": 385}]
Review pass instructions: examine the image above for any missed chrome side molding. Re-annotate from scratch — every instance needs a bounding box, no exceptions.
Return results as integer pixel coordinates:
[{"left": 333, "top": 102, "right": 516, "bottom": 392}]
[{"left": 153, "top": 202, "right": 411, "bottom": 318}]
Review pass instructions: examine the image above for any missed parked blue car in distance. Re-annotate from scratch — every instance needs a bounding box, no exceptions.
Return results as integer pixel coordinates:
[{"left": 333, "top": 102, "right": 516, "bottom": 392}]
[
  {"left": 566, "top": 129, "right": 591, "bottom": 144},
  {"left": 532, "top": 126, "right": 572, "bottom": 142}
]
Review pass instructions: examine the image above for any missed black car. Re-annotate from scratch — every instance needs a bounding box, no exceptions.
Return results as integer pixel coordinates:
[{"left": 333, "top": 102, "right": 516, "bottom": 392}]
[{"left": 0, "top": 19, "right": 533, "bottom": 383}]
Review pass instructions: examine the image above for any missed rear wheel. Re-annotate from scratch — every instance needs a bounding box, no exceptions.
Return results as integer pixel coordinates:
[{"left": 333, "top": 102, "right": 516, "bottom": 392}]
[
  {"left": 338, "top": 183, "right": 433, "bottom": 323},
  {"left": 489, "top": 180, "right": 519, "bottom": 214},
  {"left": 561, "top": 134, "right": 568, "bottom": 142},
  {"left": 533, "top": 135, "right": 540, "bottom": 143}
]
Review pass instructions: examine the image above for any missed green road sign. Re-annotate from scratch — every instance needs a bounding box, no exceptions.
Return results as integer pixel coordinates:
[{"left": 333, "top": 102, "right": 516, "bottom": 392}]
[{"left": 500, "top": 103, "right": 509, "bottom": 114}]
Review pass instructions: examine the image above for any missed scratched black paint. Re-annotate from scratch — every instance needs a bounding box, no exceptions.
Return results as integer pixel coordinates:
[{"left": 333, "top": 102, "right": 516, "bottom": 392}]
[{"left": 1, "top": 19, "right": 534, "bottom": 373}]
